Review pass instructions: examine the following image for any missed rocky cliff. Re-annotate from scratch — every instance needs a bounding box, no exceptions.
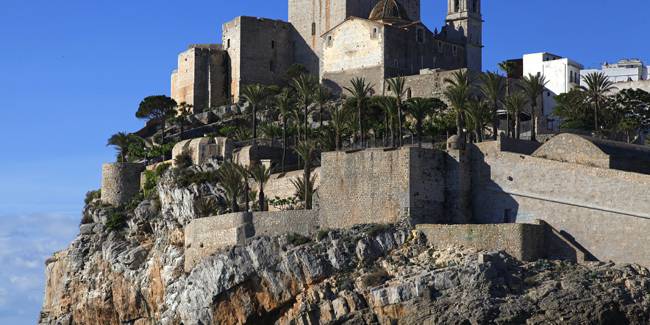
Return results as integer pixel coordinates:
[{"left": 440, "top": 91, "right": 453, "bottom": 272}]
[{"left": 40, "top": 173, "right": 650, "bottom": 324}]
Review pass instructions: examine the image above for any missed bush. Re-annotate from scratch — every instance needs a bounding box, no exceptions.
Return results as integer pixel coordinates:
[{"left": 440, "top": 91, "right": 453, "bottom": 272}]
[
  {"left": 106, "top": 209, "right": 126, "bottom": 231},
  {"left": 142, "top": 163, "right": 170, "bottom": 199},
  {"left": 316, "top": 229, "right": 331, "bottom": 241},
  {"left": 173, "top": 169, "right": 219, "bottom": 188},
  {"left": 286, "top": 233, "right": 311, "bottom": 246},
  {"left": 194, "top": 196, "right": 222, "bottom": 218},
  {"left": 268, "top": 196, "right": 299, "bottom": 211},
  {"left": 365, "top": 224, "right": 392, "bottom": 237},
  {"left": 84, "top": 190, "right": 101, "bottom": 205},
  {"left": 174, "top": 151, "right": 193, "bottom": 169}
]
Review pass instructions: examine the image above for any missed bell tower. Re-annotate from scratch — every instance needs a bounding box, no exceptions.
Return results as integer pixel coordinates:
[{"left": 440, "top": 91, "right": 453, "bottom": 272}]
[{"left": 446, "top": 0, "right": 483, "bottom": 72}]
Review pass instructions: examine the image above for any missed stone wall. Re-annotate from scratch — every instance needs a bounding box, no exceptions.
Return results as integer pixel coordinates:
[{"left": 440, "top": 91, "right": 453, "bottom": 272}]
[
  {"left": 251, "top": 210, "right": 320, "bottom": 238},
  {"left": 401, "top": 68, "right": 464, "bottom": 102},
  {"left": 171, "top": 45, "right": 228, "bottom": 112},
  {"left": 184, "top": 210, "right": 320, "bottom": 271},
  {"left": 171, "top": 137, "right": 233, "bottom": 166},
  {"left": 319, "top": 147, "right": 445, "bottom": 229},
  {"left": 262, "top": 168, "right": 322, "bottom": 211},
  {"left": 470, "top": 140, "right": 650, "bottom": 267},
  {"left": 416, "top": 223, "right": 545, "bottom": 262},
  {"left": 184, "top": 213, "right": 252, "bottom": 271},
  {"left": 223, "top": 17, "right": 294, "bottom": 102},
  {"left": 101, "top": 163, "right": 145, "bottom": 206}
]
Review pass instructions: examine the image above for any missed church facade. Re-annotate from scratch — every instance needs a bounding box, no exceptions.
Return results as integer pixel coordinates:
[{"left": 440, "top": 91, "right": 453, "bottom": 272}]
[{"left": 171, "top": 0, "right": 483, "bottom": 111}]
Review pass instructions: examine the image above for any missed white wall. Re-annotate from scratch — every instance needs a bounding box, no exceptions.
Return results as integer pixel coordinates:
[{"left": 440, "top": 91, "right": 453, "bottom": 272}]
[{"left": 522, "top": 53, "right": 583, "bottom": 132}]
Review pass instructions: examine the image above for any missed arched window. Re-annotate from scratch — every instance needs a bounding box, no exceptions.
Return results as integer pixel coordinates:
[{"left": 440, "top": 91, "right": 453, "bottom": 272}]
[{"left": 454, "top": 0, "right": 460, "bottom": 12}]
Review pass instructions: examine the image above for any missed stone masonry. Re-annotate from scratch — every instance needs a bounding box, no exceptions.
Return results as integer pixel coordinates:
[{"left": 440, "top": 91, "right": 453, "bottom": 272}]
[{"left": 101, "top": 162, "right": 145, "bottom": 206}]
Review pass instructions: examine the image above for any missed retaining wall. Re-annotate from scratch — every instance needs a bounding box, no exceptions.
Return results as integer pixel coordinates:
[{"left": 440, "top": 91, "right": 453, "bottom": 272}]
[
  {"left": 416, "top": 223, "right": 545, "bottom": 262},
  {"left": 319, "top": 147, "right": 445, "bottom": 229},
  {"left": 471, "top": 141, "right": 650, "bottom": 267},
  {"left": 184, "top": 210, "right": 320, "bottom": 271}
]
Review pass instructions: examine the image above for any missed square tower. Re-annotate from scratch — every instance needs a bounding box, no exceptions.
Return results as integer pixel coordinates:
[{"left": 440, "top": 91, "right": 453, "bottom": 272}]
[{"left": 446, "top": 0, "right": 483, "bottom": 72}]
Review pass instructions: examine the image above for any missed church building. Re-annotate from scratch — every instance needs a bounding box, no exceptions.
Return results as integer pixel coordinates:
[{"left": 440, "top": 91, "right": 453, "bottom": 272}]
[{"left": 171, "top": 0, "right": 483, "bottom": 111}]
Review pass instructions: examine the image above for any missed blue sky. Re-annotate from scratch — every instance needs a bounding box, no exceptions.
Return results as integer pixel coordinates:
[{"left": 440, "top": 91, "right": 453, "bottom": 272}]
[{"left": 1, "top": 0, "right": 649, "bottom": 323}]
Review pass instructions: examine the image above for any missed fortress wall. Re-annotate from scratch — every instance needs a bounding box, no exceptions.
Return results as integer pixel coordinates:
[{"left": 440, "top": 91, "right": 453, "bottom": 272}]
[
  {"left": 101, "top": 163, "right": 145, "bottom": 206},
  {"left": 470, "top": 142, "right": 650, "bottom": 266},
  {"left": 319, "top": 147, "right": 444, "bottom": 229},
  {"left": 251, "top": 210, "right": 320, "bottom": 238},
  {"left": 184, "top": 210, "right": 320, "bottom": 272},
  {"left": 401, "top": 69, "right": 462, "bottom": 102},
  {"left": 416, "top": 223, "right": 545, "bottom": 262}
]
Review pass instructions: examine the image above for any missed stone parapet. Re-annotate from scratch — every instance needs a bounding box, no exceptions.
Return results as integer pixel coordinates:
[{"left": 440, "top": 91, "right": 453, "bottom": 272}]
[{"left": 101, "top": 162, "right": 145, "bottom": 206}]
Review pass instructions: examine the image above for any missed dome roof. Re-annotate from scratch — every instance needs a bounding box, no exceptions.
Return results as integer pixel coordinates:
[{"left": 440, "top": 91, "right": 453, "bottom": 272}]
[{"left": 369, "top": 0, "right": 411, "bottom": 22}]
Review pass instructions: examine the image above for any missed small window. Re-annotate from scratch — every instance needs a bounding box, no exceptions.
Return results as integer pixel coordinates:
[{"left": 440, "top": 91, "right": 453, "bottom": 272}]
[
  {"left": 454, "top": 0, "right": 460, "bottom": 12},
  {"left": 406, "top": 88, "right": 412, "bottom": 99},
  {"left": 416, "top": 28, "right": 424, "bottom": 43},
  {"left": 271, "top": 40, "right": 275, "bottom": 49},
  {"left": 327, "top": 35, "right": 333, "bottom": 46},
  {"left": 472, "top": 0, "right": 478, "bottom": 13},
  {"left": 311, "top": 22, "right": 316, "bottom": 36},
  {"left": 372, "top": 28, "right": 378, "bottom": 39},
  {"left": 227, "top": 39, "right": 231, "bottom": 49}
]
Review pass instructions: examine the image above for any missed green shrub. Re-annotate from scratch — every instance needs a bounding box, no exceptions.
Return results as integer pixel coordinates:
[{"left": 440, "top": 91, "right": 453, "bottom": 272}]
[
  {"left": 316, "top": 229, "right": 331, "bottom": 241},
  {"left": 174, "top": 151, "right": 193, "bottom": 169},
  {"left": 174, "top": 169, "right": 219, "bottom": 188},
  {"left": 286, "top": 233, "right": 311, "bottom": 246},
  {"left": 106, "top": 209, "right": 126, "bottom": 231},
  {"left": 365, "top": 224, "right": 392, "bottom": 237},
  {"left": 195, "top": 196, "right": 222, "bottom": 218},
  {"left": 268, "top": 196, "right": 299, "bottom": 211},
  {"left": 84, "top": 190, "right": 101, "bottom": 205},
  {"left": 142, "top": 163, "right": 170, "bottom": 199}
]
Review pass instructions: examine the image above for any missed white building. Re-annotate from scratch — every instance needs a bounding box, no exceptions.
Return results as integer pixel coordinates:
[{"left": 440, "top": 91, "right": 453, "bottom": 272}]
[
  {"left": 523, "top": 52, "right": 584, "bottom": 133},
  {"left": 581, "top": 59, "right": 649, "bottom": 85}
]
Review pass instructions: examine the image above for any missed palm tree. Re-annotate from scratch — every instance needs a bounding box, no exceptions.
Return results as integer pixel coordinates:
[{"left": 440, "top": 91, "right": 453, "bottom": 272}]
[
  {"left": 580, "top": 72, "right": 616, "bottom": 132},
  {"left": 376, "top": 96, "right": 398, "bottom": 147},
  {"left": 295, "top": 140, "right": 317, "bottom": 209},
  {"left": 175, "top": 102, "right": 193, "bottom": 138},
  {"left": 107, "top": 132, "right": 131, "bottom": 163},
  {"left": 275, "top": 88, "right": 294, "bottom": 172},
  {"left": 329, "top": 104, "right": 351, "bottom": 151},
  {"left": 443, "top": 70, "right": 473, "bottom": 145},
  {"left": 520, "top": 73, "right": 548, "bottom": 142},
  {"left": 465, "top": 98, "right": 492, "bottom": 142},
  {"left": 406, "top": 97, "right": 446, "bottom": 147},
  {"left": 292, "top": 75, "right": 318, "bottom": 142},
  {"left": 479, "top": 72, "right": 504, "bottom": 140},
  {"left": 385, "top": 77, "right": 408, "bottom": 146},
  {"left": 241, "top": 84, "right": 269, "bottom": 145},
  {"left": 344, "top": 78, "right": 374, "bottom": 147},
  {"left": 216, "top": 162, "right": 245, "bottom": 213},
  {"left": 248, "top": 163, "right": 271, "bottom": 211},
  {"left": 314, "top": 86, "right": 331, "bottom": 128},
  {"left": 503, "top": 91, "right": 528, "bottom": 139},
  {"left": 498, "top": 61, "right": 517, "bottom": 97}
]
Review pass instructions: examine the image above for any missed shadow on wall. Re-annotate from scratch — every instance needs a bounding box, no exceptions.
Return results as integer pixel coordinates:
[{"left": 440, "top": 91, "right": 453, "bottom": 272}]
[{"left": 469, "top": 144, "right": 520, "bottom": 224}]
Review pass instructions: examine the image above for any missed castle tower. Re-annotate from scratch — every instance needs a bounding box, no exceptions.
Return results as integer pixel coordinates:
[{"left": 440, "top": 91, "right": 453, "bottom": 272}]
[{"left": 446, "top": 0, "right": 483, "bottom": 72}]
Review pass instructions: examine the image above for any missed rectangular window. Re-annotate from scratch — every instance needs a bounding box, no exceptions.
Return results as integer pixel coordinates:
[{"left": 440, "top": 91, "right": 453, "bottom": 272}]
[
  {"left": 311, "top": 22, "right": 316, "bottom": 36},
  {"left": 227, "top": 39, "right": 230, "bottom": 49},
  {"left": 372, "top": 27, "right": 378, "bottom": 39},
  {"left": 416, "top": 28, "right": 424, "bottom": 43},
  {"left": 271, "top": 40, "right": 275, "bottom": 49}
]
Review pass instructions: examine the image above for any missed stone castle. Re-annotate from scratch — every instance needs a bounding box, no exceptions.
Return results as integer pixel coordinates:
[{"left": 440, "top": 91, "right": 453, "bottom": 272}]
[{"left": 171, "top": 0, "right": 483, "bottom": 111}]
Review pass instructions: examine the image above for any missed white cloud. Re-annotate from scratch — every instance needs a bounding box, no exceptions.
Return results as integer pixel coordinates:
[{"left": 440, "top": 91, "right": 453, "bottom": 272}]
[{"left": 0, "top": 211, "right": 79, "bottom": 323}]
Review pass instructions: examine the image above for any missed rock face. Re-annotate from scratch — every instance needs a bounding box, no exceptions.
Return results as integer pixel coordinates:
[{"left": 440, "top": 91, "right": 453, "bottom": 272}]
[{"left": 40, "top": 177, "right": 650, "bottom": 324}]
